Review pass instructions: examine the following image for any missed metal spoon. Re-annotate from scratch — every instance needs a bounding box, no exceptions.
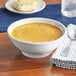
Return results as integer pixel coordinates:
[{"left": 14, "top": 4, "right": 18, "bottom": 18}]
[{"left": 60, "top": 24, "right": 76, "bottom": 57}]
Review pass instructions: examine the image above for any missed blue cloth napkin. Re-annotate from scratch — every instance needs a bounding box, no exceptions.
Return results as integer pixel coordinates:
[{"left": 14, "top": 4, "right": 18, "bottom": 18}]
[{"left": 0, "top": 4, "right": 76, "bottom": 32}]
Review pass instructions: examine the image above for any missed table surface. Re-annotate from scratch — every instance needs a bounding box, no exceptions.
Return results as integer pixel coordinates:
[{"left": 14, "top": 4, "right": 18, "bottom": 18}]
[{"left": 0, "top": 0, "right": 76, "bottom": 76}]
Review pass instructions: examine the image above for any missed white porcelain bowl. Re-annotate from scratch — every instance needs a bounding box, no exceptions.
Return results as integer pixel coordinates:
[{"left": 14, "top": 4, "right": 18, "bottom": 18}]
[
  {"left": 5, "top": 0, "right": 46, "bottom": 14},
  {"left": 7, "top": 18, "right": 67, "bottom": 58}
]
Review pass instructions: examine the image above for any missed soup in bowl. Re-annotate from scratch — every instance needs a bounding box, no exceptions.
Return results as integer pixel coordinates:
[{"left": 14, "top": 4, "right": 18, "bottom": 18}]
[
  {"left": 7, "top": 18, "right": 67, "bottom": 58},
  {"left": 12, "top": 23, "right": 62, "bottom": 42}
]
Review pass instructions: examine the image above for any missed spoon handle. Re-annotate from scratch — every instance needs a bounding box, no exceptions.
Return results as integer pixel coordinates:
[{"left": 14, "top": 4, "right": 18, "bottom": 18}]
[
  {"left": 60, "top": 24, "right": 76, "bottom": 57},
  {"left": 60, "top": 37, "right": 71, "bottom": 57}
]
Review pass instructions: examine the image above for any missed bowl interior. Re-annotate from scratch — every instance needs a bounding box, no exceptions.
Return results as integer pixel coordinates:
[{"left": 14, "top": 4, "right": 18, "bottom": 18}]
[{"left": 7, "top": 18, "right": 66, "bottom": 44}]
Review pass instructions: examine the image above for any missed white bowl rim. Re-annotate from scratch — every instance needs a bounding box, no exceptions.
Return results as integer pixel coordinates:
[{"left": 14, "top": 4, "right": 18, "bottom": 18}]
[
  {"left": 7, "top": 17, "right": 66, "bottom": 45},
  {"left": 5, "top": 0, "right": 46, "bottom": 14}
]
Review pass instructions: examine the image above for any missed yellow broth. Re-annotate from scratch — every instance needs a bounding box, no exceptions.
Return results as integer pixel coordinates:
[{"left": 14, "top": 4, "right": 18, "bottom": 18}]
[{"left": 12, "top": 23, "right": 62, "bottom": 42}]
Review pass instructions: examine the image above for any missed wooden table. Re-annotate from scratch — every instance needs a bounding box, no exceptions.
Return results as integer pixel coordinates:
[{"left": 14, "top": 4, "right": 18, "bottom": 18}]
[{"left": 0, "top": 0, "right": 76, "bottom": 76}]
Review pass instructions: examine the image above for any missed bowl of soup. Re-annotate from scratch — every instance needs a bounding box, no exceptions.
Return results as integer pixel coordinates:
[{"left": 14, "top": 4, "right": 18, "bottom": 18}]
[{"left": 7, "top": 18, "right": 67, "bottom": 58}]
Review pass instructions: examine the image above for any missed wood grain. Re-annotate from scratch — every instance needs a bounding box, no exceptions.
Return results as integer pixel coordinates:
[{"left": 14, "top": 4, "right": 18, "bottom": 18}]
[
  {"left": 0, "top": 0, "right": 76, "bottom": 76},
  {"left": 0, "top": 0, "right": 61, "bottom": 7}
]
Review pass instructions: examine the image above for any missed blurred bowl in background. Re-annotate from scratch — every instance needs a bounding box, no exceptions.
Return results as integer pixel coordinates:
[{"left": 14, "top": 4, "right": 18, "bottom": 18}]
[{"left": 5, "top": 0, "right": 46, "bottom": 14}]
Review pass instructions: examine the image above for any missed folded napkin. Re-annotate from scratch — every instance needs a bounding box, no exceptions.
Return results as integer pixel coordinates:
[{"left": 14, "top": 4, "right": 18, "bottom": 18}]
[
  {"left": 0, "top": 4, "right": 76, "bottom": 32},
  {"left": 51, "top": 24, "right": 76, "bottom": 69}
]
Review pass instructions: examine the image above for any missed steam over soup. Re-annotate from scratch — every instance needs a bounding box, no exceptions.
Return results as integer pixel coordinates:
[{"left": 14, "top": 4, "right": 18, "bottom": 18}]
[{"left": 12, "top": 23, "right": 62, "bottom": 42}]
